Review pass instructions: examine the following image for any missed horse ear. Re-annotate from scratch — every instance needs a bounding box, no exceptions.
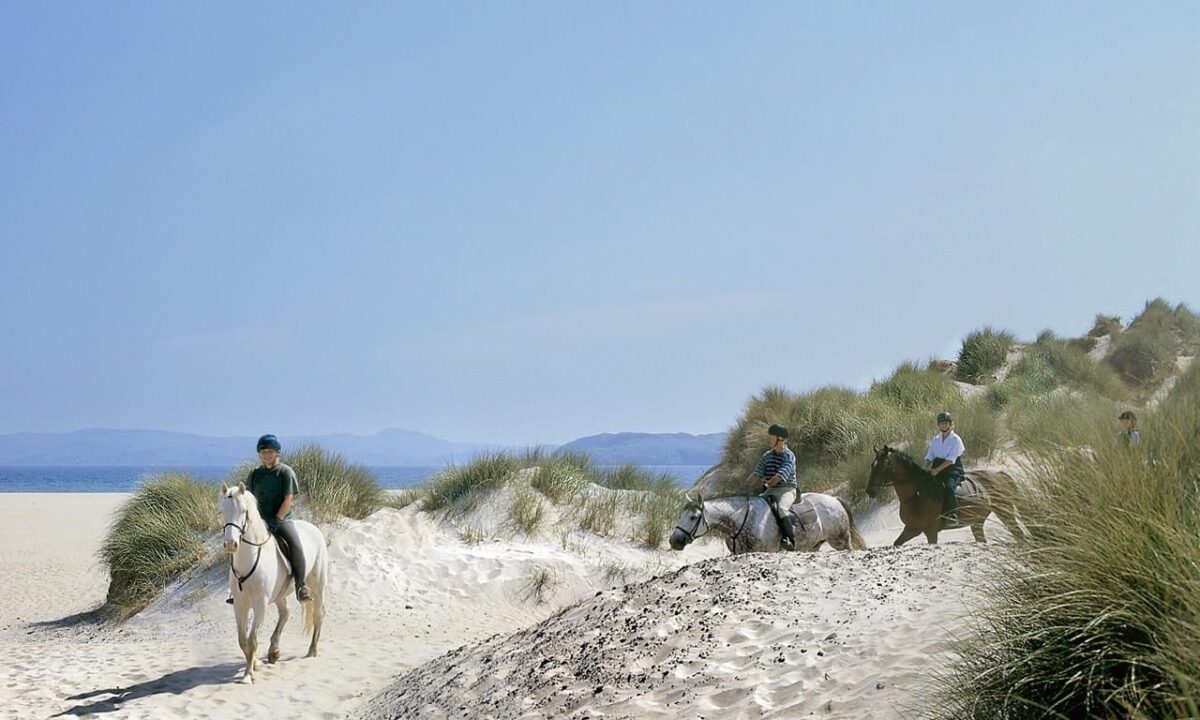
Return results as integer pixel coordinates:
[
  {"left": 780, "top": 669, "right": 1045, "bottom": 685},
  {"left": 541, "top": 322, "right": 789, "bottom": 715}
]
[
  {"left": 697, "top": 492, "right": 704, "bottom": 507},
  {"left": 237, "top": 480, "right": 246, "bottom": 494},
  {"left": 873, "top": 446, "right": 879, "bottom": 454}
]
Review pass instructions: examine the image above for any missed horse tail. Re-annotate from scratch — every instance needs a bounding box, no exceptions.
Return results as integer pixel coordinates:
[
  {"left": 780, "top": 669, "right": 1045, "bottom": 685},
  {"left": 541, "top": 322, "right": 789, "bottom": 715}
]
[
  {"left": 977, "top": 469, "right": 1026, "bottom": 542},
  {"left": 302, "top": 535, "right": 327, "bottom": 640},
  {"left": 837, "top": 497, "right": 868, "bottom": 550}
]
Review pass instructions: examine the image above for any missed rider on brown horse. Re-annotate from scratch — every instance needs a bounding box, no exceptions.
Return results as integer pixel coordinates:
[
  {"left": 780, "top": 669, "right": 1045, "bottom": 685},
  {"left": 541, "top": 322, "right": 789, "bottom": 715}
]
[
  {"left": 925, "top": 411, "right": 966, "bottom": 524},
  {"left": 748, "top": 423, "right": 798, "bottom": 550}
]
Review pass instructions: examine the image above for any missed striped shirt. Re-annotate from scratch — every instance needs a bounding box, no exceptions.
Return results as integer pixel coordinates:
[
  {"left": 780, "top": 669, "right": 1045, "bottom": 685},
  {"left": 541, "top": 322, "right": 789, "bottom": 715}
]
[{"left": 753, "top": 447, "right": 797, "bottom": 488}]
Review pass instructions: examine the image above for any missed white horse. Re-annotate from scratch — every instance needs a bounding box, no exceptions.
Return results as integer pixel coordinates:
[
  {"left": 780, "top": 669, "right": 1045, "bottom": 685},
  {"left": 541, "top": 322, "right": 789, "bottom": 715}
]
[
  {"left": 219, "top": 482, "right": 327, "bottom": 683},
  {"left": 669, "top": 492, "right": 867, "bottom": 554}
]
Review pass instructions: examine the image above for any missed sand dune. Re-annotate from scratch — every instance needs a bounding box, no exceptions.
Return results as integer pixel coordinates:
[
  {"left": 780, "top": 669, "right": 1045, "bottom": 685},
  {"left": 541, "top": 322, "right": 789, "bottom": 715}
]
[{"left": 0, "top": 480, "right": 1015, "bottom": 720}]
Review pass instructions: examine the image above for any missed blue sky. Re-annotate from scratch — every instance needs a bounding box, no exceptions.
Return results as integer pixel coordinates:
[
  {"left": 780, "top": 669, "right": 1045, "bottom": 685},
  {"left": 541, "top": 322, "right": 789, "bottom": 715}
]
[{"left": 2, "top": 2, "right": 1197, "bottom": 445}]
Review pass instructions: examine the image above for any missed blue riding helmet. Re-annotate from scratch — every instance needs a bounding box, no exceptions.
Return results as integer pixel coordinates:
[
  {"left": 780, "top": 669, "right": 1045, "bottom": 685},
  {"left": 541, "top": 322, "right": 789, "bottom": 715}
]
[{"left": 256, "top": 434, "right": 282, "bottom": 452}]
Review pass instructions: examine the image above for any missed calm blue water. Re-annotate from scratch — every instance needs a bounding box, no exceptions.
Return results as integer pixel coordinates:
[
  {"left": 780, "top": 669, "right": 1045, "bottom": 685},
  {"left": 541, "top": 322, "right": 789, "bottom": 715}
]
[{"left": 0, "top": 464, "right": 710, "bottom": 493}]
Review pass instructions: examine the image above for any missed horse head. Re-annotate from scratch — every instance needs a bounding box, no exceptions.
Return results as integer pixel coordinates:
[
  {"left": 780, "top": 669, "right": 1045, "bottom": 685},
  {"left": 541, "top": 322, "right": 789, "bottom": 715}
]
[
  {"left": 219, "top": 481, "right": 255, "bottom": 552},
  {"left": 867, "top": 445, "right": 895, "bottom": 498},
  {"left": 669, "top": 492, "right": 705, "bottom": 551}
]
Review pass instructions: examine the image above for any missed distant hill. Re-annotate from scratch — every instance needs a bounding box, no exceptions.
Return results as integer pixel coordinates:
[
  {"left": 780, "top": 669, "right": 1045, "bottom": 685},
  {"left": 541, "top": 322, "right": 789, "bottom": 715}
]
[
  {"left": 556, "top": 432, "right": 725, "bottom": 466},
  {"left": 0, "top": 428, "right": 726, "bottom": 468},
  {"left": 0, "top": 428, "right": 502, "bottom": 467}
]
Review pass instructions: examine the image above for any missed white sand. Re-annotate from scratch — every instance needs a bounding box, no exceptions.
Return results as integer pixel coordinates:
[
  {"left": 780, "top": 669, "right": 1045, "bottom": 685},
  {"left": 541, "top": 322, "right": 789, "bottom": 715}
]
[{"left": 0, "top": 488, "right": 1010, "bottom": 720}]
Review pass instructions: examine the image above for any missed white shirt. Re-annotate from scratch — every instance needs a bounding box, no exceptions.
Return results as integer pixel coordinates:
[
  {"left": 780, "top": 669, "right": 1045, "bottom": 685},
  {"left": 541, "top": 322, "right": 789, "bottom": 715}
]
[{"left": 925, "top": 431, "right": 966, "bottom": 464}]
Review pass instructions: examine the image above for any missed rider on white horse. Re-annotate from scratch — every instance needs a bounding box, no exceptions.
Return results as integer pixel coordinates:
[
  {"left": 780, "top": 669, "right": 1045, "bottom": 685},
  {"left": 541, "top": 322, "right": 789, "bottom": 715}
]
[
  {"left": 246, "top": 434, "right": 313, "bottom": 603},
  {"left": 748, "top": 424, "right": 798, "bottom": 550}
]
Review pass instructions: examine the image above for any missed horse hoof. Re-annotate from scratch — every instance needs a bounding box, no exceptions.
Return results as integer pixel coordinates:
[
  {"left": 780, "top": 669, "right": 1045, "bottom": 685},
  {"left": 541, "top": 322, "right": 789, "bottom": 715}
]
[
  {"left": 267, "top": 649, "right": 280, "bottom": 664},
  {"left": 242, "top": 674, "right": 254, "bottom": 685},
  {"left": 305, "top": 649, "right": 318, "bottom": 658}
]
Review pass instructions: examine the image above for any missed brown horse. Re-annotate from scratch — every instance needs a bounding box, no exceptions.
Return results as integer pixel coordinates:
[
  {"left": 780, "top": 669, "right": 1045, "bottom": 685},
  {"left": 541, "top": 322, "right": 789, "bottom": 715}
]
[{"left": 866, "top": 445, "right": 1026, "bottom": 545}]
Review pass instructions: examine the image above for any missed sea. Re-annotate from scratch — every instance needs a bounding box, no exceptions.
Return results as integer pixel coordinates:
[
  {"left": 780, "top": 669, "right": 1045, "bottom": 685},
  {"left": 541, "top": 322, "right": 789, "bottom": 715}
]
[{"left": 0, "top": 465, "right": 711, "bottom": 493}]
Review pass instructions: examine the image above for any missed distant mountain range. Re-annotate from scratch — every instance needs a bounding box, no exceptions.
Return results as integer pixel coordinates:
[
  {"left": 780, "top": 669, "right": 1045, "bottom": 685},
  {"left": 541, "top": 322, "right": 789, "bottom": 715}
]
[
  {"left": 556, "top": 432, "right": 725, "bottom": 466},
  {"left": 0, "top": 428, "right": 726, "bottom": 468}
]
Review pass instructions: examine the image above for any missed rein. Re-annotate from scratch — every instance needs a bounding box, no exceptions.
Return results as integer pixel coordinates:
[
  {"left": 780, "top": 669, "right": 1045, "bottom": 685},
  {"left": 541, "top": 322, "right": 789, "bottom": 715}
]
[
  {"left": 675, "top": 499, "right": 753, "bottom": 548},
  {"left": 225, "top": 509, "right": 271, "bottom": 592}
]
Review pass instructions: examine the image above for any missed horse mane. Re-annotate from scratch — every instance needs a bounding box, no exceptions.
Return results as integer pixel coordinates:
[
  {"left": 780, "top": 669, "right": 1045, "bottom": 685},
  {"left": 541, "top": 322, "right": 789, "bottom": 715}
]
[
  {"left": 226, "top": 485, "right": 269, "bottom": 541},
  {"left": 885, "top": 447, "right": 940, "bottom": 494}
]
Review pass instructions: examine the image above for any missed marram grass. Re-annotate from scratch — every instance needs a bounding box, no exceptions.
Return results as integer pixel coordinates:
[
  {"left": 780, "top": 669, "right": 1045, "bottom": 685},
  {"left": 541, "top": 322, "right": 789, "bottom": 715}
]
[{"left": 925, "top": 363, "right": 1200, "bottom": 719}]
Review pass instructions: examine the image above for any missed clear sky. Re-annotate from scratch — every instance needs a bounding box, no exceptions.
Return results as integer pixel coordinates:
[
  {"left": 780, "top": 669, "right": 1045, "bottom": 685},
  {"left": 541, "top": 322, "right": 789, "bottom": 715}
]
[{"left": 2, "top": 2, "right": 1197, "bottom": 445}]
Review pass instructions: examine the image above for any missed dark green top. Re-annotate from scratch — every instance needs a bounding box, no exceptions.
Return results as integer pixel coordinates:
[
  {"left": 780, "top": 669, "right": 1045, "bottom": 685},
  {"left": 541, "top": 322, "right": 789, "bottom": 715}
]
[{"left": 247, "top": 462, "right": 299, "bottom": 530}]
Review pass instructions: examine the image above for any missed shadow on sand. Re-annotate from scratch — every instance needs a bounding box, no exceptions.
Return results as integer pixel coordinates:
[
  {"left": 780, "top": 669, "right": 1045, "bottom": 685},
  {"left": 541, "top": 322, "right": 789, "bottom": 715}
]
[
  {"left": 52, "top": 663, "right": 243, "bottom": 717},
  {"left": 31, "top": 609, "right": 108, "bottom": 630}
]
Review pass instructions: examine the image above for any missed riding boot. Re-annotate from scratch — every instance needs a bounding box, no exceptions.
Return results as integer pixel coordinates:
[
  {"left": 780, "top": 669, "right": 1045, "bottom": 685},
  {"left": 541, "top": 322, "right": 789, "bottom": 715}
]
[
  {"left": 779, "top": 516, "right": 796, "bottom": 551},
  {"left": 944, "top": 487, "right": 958, "bottom": 526}
]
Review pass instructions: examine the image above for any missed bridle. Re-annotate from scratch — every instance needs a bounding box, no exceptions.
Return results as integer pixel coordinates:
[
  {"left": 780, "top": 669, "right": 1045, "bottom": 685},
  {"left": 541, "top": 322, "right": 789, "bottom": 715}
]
[
  {"left": 224, "top": 505, "right": 270, "bottom": 592},
  {"left": 674, "top": 499, "right": 753, "bottom": 547},
  {"left": 868, "top": 451, "right": 897, "bottom": 492}
]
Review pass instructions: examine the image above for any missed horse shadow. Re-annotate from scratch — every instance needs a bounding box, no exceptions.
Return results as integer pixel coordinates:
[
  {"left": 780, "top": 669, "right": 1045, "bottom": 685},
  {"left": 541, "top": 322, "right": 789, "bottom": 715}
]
[{"left": 51, "top": 663, "right": 243, "bottom": 717}]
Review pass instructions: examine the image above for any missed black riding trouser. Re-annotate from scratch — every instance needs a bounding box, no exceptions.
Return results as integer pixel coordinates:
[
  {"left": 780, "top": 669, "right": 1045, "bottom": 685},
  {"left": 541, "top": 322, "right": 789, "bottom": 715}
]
[
  {"left": 272, "top": 520, "right": 307, "bottom": 589},
  {"left": 933, "top": 458, "right": 964, "bottom": 517}
]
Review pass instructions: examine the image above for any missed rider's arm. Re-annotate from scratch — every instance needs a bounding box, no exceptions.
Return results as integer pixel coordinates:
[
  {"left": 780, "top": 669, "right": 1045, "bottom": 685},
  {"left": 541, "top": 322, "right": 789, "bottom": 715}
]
[{"left": 277, "top": 493, "right": 294, "bottom": 521}]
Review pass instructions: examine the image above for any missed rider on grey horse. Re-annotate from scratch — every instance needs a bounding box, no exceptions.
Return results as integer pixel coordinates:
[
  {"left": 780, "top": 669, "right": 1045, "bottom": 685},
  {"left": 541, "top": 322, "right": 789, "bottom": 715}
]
[
  {"left": 227, "top": 434, "right": 313, "bottom": 604},
  {"left": 748, "top": 423, "right": 798, "bottom": 550},
  {"left": 925, "top": 411, "right": 966, "bottom": 524}
]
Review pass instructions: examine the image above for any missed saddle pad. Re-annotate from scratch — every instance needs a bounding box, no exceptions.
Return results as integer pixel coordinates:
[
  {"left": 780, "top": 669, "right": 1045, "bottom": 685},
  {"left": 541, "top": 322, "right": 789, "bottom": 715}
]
[
  {"left": 955, "top": 476, "right": 984, "bottom": 499},
  {"left": 791, "top": 495, "right": 818, "bottom": 530}
]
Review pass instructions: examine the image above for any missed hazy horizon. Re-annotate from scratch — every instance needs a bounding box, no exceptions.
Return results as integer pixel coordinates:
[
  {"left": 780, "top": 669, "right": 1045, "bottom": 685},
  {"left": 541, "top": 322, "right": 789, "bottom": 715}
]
[{"left": 3, "top": 3, "right": 1196, "bottom": 445}]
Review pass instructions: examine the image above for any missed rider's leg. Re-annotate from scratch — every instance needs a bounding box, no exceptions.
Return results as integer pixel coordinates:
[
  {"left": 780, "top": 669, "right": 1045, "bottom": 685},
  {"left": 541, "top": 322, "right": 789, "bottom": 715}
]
[
  {"left": 274, "top": 521, "right": 312, "bottom": 602},
  {"left": 774, "top": 488, "right": 798, "bottom": 550}
]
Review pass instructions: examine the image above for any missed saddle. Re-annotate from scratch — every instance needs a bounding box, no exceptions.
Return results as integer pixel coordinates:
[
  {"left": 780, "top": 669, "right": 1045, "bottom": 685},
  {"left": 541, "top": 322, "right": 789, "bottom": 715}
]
[
  {"left": 272, "top": 530, "right": 294, "bottom": 574},
  {"left": 765, "top": 494, "right": 818, "bottom": 532}
]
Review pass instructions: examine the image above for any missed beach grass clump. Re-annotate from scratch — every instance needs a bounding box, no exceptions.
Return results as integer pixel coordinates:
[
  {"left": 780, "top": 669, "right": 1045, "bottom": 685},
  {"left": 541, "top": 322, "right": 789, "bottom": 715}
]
[
  {"left": 508, "top": 483, "right": 548, "bottom": 536},
  {"left": 1106, "top": 299, "right": 1183, "bottom": 390},
  {"left": 521, "top": 565, "right": 561, "bottom": 604},
  {"left": 99, "top": 473, "right": 219, "bottom": 619},
  {"left": 869, "top": 361, "right": 961, "bottom": 412},
  {"left": 578, "top": 490, "right": 620, "bottom": 535},
  {"left": 423, "top": 451, "right": 521, "bottom": 513},
  {"left": 383, "top": 486, "right": 427, "bottom": 511},
  {"left": 986, "top": 354, "right": 1058, "bottom": 409},
  {"left": 530, "top": 450, "right": 592, "bottom": 502},
  {"left": 926, "top": 363, "right": 1200, "bottom": 719},
  {"left": 1089, "top": 313, "right": 1123, "bottom": 339},
  {"left": 1030, "top": 333, "right": 1130, "bottom": 401},
  {"left": 956, "top": 327, "right": 1016, "bottom": 383},
  {"left": 598, "top": 464, "right": 677, "bottom": 493},
  {"left": 285, "top": 444, "right": 386, "bottom": 522},
  {"left": 622, "top": 482, "right": 686, "bottom": 549},
  {"left": 1005, "top": 391, "right": 1123, "bottom": 455}
]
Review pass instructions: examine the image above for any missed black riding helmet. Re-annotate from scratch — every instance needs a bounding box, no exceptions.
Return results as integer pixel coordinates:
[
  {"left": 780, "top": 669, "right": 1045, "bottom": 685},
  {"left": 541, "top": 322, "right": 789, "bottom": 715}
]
[
  {"left": 768, "top": 423, "right": 789, "bottom": 439},
  {"left": 256, "top": 434, "right": 282, "bottom": 452},
  {"left": 936, "top": 412, "right": 953, "bottom": 424}
]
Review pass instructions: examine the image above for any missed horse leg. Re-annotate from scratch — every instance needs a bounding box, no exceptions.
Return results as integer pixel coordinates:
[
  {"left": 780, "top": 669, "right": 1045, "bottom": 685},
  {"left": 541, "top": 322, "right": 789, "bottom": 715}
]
[
  {"left": 971, "top": 521, "right": 987, "bottom": 543},
  {"left": 306, "top": 585, "right": 324, "bottom": 658},
  {"left": 893, "top": 526, "right": 921, "bottom": 547},
  {"left": 235, "top": 605, "right": 255, "bottom": 684},
  {"left": 924, "top": 528, "right": 939, "bottom": 544},
  {"left": 991, "top": 503, "right": 1026, "bottom": 543},
  {"left": 267, "top": 596, "right": 289, "bottom": 663},
  {"left": 245, "top": 597, "right": 268, "bottom": 680}
]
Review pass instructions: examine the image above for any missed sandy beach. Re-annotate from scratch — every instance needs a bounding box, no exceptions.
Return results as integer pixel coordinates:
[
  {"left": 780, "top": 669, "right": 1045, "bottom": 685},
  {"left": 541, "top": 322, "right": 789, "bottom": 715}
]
[{"left": 0, "top": 489, "right": 1016, "bottom": 720}]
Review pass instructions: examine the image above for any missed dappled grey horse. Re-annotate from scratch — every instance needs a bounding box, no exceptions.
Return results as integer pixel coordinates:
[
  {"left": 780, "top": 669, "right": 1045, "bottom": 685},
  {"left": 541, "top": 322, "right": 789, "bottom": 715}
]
[{"left": 669, "top": 493, "right": 867, "bottom": 555}]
